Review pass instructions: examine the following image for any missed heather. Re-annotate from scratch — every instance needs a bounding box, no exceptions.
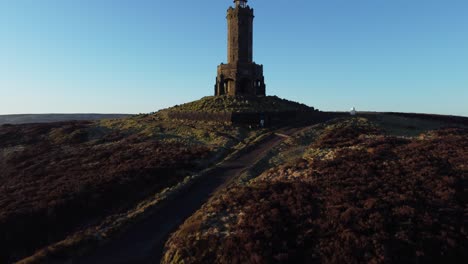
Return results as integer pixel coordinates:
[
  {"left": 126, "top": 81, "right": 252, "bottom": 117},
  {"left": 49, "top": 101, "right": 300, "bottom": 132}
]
[
  {"left": 0, "top": 115, "right": 259, "bottom": 263},
  {"left": 163, "top": 120, "right": 468, "bottom": 264}
]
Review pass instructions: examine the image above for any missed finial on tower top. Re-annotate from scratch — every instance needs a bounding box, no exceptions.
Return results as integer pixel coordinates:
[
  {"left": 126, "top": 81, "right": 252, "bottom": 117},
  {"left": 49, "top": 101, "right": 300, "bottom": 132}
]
[{"left": 234, "top": 0, "right": 248, "bottom": 8}]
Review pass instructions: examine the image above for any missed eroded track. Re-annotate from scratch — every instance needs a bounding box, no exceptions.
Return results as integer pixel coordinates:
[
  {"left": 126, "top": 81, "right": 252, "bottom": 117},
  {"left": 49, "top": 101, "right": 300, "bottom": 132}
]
[{"left": 74, "top": 128, "right": 300, "bottom": 264}]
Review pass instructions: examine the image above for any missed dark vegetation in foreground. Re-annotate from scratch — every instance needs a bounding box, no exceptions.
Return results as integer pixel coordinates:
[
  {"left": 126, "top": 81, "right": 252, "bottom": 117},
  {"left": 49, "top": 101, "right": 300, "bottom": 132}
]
[
  {"left": 163, "top": 119, "right": 468, "bottom": 263},
  {"left": 0, "top": 121, "right": 211, "bottom": 262},
  {"left": 0, "top": 110, "right": 261, "bottom": 263},
  {"left": 1, "top": 105, "right": 467, "bottom": 263}
]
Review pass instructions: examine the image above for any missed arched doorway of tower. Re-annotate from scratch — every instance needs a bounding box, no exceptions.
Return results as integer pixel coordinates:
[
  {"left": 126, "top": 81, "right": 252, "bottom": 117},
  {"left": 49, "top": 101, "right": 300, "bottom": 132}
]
[
  {"left": 239, "top": 78, "right": 251, "bottom": 95},
  {"left": 254, "top": 79, "right": 263, "bottom": 95},
  {"left": 223, "top": 79, "right": 235, "bottom": 95}
]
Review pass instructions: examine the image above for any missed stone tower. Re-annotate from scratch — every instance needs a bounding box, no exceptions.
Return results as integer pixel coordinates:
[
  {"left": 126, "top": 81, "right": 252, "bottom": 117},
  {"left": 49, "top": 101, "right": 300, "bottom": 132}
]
[{"left": 215, "top": 0, "right": 266, "bottom": 96}]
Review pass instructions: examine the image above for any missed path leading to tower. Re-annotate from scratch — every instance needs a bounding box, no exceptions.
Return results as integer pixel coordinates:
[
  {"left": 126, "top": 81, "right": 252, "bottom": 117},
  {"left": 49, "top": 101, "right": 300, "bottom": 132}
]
[{"left": 74, "top": 127, "right": 301, "bottom": 264}]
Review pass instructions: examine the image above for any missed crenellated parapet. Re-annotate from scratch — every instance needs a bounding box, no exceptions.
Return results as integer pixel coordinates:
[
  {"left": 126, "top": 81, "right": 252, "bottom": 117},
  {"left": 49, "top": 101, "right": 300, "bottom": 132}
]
[{"left": 226, "top": 6, "right": 254, "bottom": 19}]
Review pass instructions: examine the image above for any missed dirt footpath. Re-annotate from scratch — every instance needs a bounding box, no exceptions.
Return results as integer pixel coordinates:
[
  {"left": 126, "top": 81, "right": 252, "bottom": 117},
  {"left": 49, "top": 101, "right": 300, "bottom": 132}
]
[{"left": 74, "top": 128, "right": 300, "bottom": 264}]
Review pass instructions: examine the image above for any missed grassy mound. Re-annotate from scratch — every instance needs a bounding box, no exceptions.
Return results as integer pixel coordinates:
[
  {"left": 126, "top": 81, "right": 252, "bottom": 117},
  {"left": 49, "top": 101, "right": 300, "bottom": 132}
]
[{"left": 164, "top": 95, "right": 315, "bottom": 113}]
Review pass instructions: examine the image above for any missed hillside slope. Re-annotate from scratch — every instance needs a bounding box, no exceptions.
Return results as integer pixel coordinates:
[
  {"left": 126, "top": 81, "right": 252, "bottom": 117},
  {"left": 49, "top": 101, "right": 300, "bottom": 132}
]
[
  {"left": 163, "top": 118, "right": 468, "bottom": 264},
  {"left": 0, "top": 114, "right": 265, "bottom": 263},
  {"left": 4, "top": 109, "right": 467, "bottom": 263}
]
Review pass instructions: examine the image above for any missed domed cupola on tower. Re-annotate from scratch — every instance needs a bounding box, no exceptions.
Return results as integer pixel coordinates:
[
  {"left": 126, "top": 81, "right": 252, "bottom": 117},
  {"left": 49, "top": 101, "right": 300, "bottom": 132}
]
[{"left": 215, "top": 0, "right": 266, "bottom": 96}]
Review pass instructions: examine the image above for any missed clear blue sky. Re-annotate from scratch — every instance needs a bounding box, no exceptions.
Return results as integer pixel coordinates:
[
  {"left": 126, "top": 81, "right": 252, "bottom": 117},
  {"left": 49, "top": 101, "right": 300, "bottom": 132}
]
[{"left": 1, "top": 0, "right": 467, "bottom": 116}]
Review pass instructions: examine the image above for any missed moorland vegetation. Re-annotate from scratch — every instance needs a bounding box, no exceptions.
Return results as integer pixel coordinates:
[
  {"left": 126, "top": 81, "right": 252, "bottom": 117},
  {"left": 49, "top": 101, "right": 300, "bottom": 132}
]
[
  {"left": 2, "top": 101, "right": 467, "bottom": 264},
  {"left": 163, "top": 118, "right": 468, "bottom": 263},
  {"left": 0, "top": 113, "right": 265, "bottom": 263}
]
